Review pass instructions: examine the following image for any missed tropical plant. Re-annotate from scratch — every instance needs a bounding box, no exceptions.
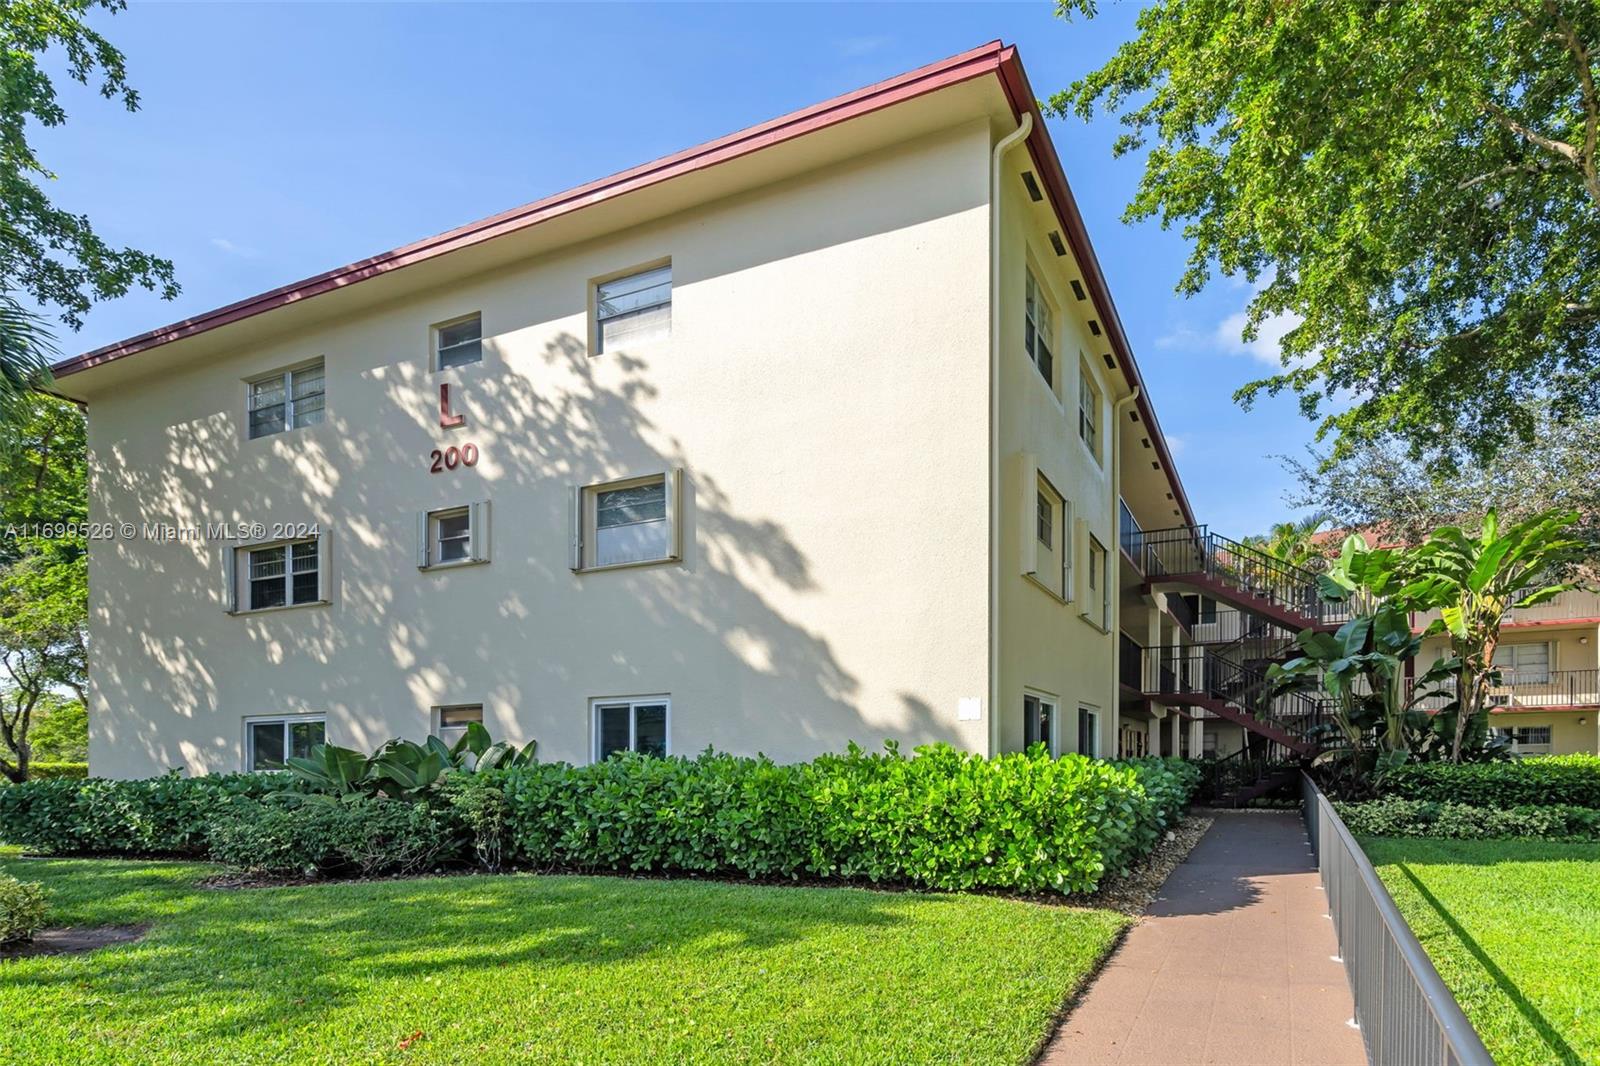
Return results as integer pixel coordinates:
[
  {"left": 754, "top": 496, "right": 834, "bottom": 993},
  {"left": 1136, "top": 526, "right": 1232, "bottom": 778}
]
[
  {"left": 0, "top": 873, "right": 47, "bottom": 944},
  {"left": 284, "top": 723, "right": 538, "bottom": 802},
  {"left": 1399, "top": 509, "right": 1591, "bottom": 762},
  {"left": 1243, "top": 513, "right": 1331, "bottom": 568},
  {"left": 1054, "top": 0, "right": 1600, "bottom": 469}
]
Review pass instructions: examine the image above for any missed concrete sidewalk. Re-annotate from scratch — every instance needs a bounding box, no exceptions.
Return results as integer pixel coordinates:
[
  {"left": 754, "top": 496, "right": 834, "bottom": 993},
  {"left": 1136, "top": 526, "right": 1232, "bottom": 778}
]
[{"left": 1039, "top": 812, "right": 1367, "bottom": 1066}]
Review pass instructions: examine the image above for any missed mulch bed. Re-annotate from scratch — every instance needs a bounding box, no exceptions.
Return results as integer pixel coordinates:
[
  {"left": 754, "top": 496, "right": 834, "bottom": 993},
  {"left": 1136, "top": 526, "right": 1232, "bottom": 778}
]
[{"left": 0, "top": 924, "right": 147, "bottom": 960}]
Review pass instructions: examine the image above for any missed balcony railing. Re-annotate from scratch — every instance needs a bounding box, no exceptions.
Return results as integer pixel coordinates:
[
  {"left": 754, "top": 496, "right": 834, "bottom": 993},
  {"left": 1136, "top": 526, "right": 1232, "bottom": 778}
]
[
  {"left": 1408, "top": 668, "right": 1600, "bottom": 711},
  {"left": 1412, "top": 589, "right": 1600, "bottom": 629},
  {"left": 1118, "top": 633, "right": 1143, "bottom": 691},
  {"left": 1142, "top": 643, "right": 1331, "bottom": 752},
  {"left": 1117, "top": 498, "right": 1142, "bottom": 561}
]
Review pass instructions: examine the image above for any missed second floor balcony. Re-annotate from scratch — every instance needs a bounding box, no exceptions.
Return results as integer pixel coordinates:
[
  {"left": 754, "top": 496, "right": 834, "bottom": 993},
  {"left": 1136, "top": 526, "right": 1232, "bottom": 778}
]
[{"left": 1409, "top": 668, "right": 1600, "bottom": 711}]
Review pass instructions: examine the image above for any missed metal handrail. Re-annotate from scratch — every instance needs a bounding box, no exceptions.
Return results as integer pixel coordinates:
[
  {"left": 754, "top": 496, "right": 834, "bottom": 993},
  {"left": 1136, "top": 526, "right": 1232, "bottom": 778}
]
[
  {"left": 1131, "top": 524, "right": 1354, "bottom": 628},
  {"left": 1144, "top": 644, "right": 1332, "bottom": 752},
  {"left": 1406, "top": 668, "right": 1600, "bottom": 711},
  {"left": 1301, "top": 774, "right": 1493, "bottom": 1066}
]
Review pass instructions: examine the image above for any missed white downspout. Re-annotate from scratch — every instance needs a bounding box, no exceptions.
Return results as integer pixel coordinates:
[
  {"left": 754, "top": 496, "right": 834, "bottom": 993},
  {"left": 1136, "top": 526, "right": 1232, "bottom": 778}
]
[
  {"left": 1110, "top": 387, "right": 1141, "bottom": 757},
  {"left": 988, "top": 112, "right": 1032, "bottom": 758}
]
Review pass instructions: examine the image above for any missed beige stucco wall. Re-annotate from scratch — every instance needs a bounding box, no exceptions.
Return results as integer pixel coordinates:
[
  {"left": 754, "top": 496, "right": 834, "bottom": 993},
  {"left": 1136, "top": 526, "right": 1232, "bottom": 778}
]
[
  {"left": 993, "top": 148, "right": 1120, "bottom": 758},
  {"left": 84, "top": 121, "right": 999, "bottom": 777}
]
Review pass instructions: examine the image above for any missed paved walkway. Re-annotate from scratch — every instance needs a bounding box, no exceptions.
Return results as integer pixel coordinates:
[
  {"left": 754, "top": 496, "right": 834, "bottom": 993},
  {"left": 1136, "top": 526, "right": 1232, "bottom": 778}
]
[{"left": 1040, "top": 812, "right": 1367, "bottom": 1066}]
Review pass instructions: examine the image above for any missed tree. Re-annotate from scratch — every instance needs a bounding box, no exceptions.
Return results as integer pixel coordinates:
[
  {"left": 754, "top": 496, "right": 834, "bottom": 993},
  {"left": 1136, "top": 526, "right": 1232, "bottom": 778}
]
[
  {"left": 0, "top": 0, "right": 177, "bottom": 416},
  {"left": 1243, "top": 513, "right": 1331, "bottom": 568},
  {"left": 0, "top": 395, "right": 87, "bottom": 781},
  {"left": 1054, "top": 0, "right": 1600, "bottom": 467},
  {"left": 1401, "top": 509, "right": 1590, "bottom": 762},
  {"left": 1280, "top": 409, "right": 1600, "bottom": 549}
]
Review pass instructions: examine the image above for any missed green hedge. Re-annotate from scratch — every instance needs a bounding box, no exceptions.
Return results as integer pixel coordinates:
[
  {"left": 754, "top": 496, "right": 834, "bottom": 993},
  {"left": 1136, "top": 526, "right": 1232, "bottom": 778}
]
[
  {"left": 1339, "top": 797, "right": 1600, "bottom": 841},
  {"left": 460, "top": 747, "right": 1196, "bottom": 894},
  {"left": 0, "top": 874, "right": 48, "bottom": 944},
  {"left": 23, "top": 762, "right": 88, "bottom": 781},
  {"left": 1375, "top": 755, "right": 1600, "bottom": 808},
  {"left": 0, "top": 747, "right": 1200, "bottom": 895},
  {"left": 0, "top": 772, "right": 290, "bottom": 855}
]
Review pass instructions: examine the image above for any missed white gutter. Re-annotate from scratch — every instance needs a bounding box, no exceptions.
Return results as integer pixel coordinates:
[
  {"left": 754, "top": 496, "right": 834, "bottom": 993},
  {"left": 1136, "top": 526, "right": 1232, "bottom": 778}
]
[
  {"left": 988, "top": 112, "right": 1032, "bottom": 758},
  {"left": 1110, "top": 386, "right": 1141, "bottom": 754}
]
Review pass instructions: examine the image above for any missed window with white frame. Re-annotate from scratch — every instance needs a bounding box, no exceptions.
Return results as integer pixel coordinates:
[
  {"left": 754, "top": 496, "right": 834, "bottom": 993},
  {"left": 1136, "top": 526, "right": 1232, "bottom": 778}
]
[
  {"left": 246, "top": 715, "right": 325, "bottom": 771},
  {"left": 434, "top": 314, "right": 482, "bottom": 370},
  {"left": 1078, "top": 358, "right": 1100, "bottom": 461},
  {"left": 1024, "top": 269, "right": 1055, "bottom": 390},
  {"left": 1036, "top": 490, "right": 1053, "bottom": 548},
  {"left": 1077, "top": 706, "right": 1099, "bottom": 758},
  {"left": 1024, "top": 693, "right": 1056, "bottom": 754},
  {"left": 572, "top": 471, "right": 682, "bottom": 571},
  {"left": 1031, "top": 473, "right": 1069, "bottom": 600},
  {"left": 594, "top": 697, "right": 669, "bottom": 760},
  {"left": 434, "top": 705, "right": 483, "bottom": 747},
  {"left": 235, "top": 539, "right": 323, "bottom": 611},
  {"left": 1493, "top": 724, "right": 1553, "bottom": 754},
  {"left": 595, "top": 264, "right": 671, "bottom": 353},
  {"left": 248, "top": 360, "right": 325, "bottom": 439},
  {"left": 1493, "top": 642, "right": 1551, "bottom": 685},
  {"left": 418, "top": 502, "right": 490, "bottom": 569}
]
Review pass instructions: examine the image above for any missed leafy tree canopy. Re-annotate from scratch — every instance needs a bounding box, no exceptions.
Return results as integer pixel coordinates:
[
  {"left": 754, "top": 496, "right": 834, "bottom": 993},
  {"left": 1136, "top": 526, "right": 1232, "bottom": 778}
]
[
  {"left": 1054, "top": 0, "right": 1600, "bottom": 466},
  {"left": 0, "top": 0, "right": 176, "bottom": 414}
]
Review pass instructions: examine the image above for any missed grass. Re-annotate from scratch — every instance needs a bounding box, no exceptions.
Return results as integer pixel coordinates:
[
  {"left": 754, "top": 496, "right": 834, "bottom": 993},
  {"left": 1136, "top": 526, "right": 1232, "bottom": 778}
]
[
  {"left": 0, "top": 853, "right": 1126, "bottom": 1065},
  {"left": 1365, "top": 837, "right": 1600, "bottom": 1066}
]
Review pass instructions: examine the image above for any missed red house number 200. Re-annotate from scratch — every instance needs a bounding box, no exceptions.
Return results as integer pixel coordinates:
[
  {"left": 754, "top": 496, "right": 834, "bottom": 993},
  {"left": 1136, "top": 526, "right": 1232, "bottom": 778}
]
[
  {"left": 430, "top": 384, "right": 480, "bottom": 472},
  {"left": 429, "top": 443, "right": 479, "bottom": 473}
]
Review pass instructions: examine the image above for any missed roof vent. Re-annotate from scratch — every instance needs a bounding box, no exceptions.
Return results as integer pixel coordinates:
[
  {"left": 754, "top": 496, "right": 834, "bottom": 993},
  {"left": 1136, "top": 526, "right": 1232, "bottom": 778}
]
[
  {"left": 1129, "top": 411, "right": 1140, "bottom": 422},
  {"left": 1021, "top": 171, "right": 1044, "bottom": 202},
  {"left": 1141, "top": 438, "right": 1151, "bottom": 449},
  {"left": 1070, "top": 280, "right": 1087, "bottom": 301},
  {"left": 1087, "top": 319, "right": 1102, "bottom": 337},
  {"left": 1152, "top": 461, "right": 1161, "bottom": 471},
  {"left": 1165, "top": 492, "right": 1174, "bottom": 500},
  {"left": 1102, "top": 353, "right": 1116, "bottom": 370},
  {"left": 1048, "top": 231, "right": 1068, "bottom": 257}
]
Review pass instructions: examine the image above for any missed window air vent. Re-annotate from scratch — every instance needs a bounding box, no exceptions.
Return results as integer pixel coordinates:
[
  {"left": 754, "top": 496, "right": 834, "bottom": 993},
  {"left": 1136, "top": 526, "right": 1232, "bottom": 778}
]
[
  {"left": 1048, "top": 231, "right": 1068, "bottom": 257},
  {"left": 1021, "top": 171, "right": 1044, "bottom": 202}
]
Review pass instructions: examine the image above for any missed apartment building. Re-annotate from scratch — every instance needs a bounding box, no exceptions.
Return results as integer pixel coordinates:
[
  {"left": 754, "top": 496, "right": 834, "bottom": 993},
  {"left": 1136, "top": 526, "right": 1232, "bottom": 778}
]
[{"left": 57, "top": 43, "right": 1225, "bottom": 779}]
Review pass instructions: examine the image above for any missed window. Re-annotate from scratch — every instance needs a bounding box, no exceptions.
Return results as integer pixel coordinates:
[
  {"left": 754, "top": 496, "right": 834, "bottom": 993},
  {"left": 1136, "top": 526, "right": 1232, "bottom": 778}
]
[
  {"left": 1023, "top": 693, "right": 1056, "bottom": 754},
  {"left": 1078, "top": 359, "right": 1100, "bottom": 460},
  {"left": 1493, "top": 642, "right": 1551, "bottom": 685},
  {"left": 593, "top": 698, "right": 669, "bottom": 760},
  {"left": 1028, "top": 471, "right": 1069, "bottom": 600},
  {"left": 434, "top": 314, "right": 482, "bottom": 370},
  {"left": 435, "top": 705, "right": 483, "bottom": 747},
  {"left": 246, "top": 716, "right": 325, "bottom": 771},
  {"left": 1024, "top": 269, "right": 1055, "bottom": 388},
  {"left": 248, "top": 360, "right": 325, "bottom": 439},
  {"left": 596, "top": 264, "right": 671, "bottom": 353},
  {"left": 418, "top": 503, "right": 490, "bottom": 569},
  {"left": 1493, "top": 725, "right": 1553, "bottom": 754},
  {"left": 572, "top": 470, "right": 683, "bottom": 571},
  {"left": 1077, "top": 707, "right": 1099, "bottom": 758},
  {"left": 1036, "top": 491, "right": 1053, "bottom": 547},
  {"left": 1085, "top": 536, "right": 1109, "bottom": 629},
  {"left": 239, "top": 539, "right": 322, "bottom": 611}
]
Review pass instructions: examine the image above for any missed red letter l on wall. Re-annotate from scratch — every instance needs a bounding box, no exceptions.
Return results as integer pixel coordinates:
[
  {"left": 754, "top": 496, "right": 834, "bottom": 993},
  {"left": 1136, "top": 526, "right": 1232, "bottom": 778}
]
[{"left": 440, "top": 383, "right": 465, "bottom": 428}]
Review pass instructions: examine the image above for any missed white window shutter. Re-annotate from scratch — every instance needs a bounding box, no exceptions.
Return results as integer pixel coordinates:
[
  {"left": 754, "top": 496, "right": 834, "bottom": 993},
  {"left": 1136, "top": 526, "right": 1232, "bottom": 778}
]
[
  {"left": 317, "top": 531, "right": 331, "bottom": 602},
  {"left": 1019, "top": 452, "right": 1038, "bottom": 577},
  {"left": 470, "top": 500, "right": 491, "bottom": 563},
  {"left": 222, "top": 541, "right": 238, "bottom": 613},
  {"left": 1074, "top": 517, "right": 1088, "bottom": 607},
  {"left": 569, "top": 486, "right": 585, "bottom": 571},
  {"left": 665, "top": 468, "right": 684, "bottom": 561},
  {"left": 416, "top": 512, "right": 431, "bottom": 569},
  {"left": 1061, "top": 498, "right": 1075, "bottom": 601}
]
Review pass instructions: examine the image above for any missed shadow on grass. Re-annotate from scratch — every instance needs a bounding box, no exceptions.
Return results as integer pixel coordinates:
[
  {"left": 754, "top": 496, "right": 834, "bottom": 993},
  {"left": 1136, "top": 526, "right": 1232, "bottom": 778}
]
[{"left": 1395, "top": 863, "right": 1583, "bottom": 1066}]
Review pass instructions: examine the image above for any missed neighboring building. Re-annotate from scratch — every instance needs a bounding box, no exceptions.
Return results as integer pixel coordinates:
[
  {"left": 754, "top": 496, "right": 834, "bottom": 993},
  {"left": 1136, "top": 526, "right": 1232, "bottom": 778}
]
[
  {"left": 59, "top": 42, "right": 1270, "bottom": 780},
  {"left": 1414, "top": 588, "right": 1600, "bottom": 756}
]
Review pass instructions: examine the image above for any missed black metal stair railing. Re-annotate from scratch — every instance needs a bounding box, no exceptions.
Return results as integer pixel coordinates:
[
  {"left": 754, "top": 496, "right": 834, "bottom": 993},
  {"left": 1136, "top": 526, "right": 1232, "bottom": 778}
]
[
  {"left": 1128, "top": 523, "right": 1354, "bottom": 629},
  {"left": 1143, "top": 644, "right": 1332, "bottom": 754}
]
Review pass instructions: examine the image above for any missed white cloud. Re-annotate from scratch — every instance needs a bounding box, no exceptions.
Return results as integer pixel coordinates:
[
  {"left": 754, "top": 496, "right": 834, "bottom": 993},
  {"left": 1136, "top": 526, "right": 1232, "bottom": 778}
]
[
  {"left": 1153, "top": 324, "right": 1202, "bottom": 350},
  {"left": 1164, "top": 433, "right": 1189, "bottom": 456},
  {"left": 1214, "top": 306, "right": 1305, "bottom": 367},
  {"left": 210, "top": 237, "right": 259, "bottom": 259}
]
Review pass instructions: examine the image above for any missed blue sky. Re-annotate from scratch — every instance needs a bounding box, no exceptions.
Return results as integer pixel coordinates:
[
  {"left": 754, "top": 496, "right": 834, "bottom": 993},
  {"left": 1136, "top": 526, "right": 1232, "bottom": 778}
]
[{"left": 40, "top": 2, "right": 1318, "bottom": 535}]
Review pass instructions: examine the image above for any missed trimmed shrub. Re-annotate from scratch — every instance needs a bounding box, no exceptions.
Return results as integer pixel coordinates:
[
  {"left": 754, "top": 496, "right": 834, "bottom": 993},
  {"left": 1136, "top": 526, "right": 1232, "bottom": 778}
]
[
  {"left": 1376, "top": 755, "right": 1600, "bottom": 809},
  {"left": 23, "top": 762, "right": 88, "bottom": 782},
  {"left": 1339, "top": 797, "right": 1600, "bottom": 841},
  {"left": 206, "top": 796, "right": 463, "bottom": 877},
  {"left": 477, "top": 744, "right": 1198, "bottom": 895},
  {"left": 0, "top": 874, "right": 48, "bottom": 944},
  {"left": 0, "top": 771, "right": 292, "bottom": 855}
]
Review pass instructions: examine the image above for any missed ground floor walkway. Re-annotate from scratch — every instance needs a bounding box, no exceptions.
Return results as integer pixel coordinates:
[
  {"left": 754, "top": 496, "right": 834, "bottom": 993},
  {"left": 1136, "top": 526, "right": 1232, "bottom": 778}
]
[{"left": 1040, "top": 812, "right": 1368, "bottom": 1065}]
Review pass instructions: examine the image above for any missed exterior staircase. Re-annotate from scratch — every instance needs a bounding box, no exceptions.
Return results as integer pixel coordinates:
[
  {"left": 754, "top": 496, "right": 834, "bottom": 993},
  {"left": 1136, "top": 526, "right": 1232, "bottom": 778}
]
[{"left": 1124, "top": 524, "right": 1338, "bottom": 805}]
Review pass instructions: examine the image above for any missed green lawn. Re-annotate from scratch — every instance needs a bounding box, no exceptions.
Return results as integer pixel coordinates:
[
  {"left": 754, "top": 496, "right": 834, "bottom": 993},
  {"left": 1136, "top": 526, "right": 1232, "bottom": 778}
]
[
  {"left": 1365, "top": 838, "right": 1600, "bottom": 1066},
  {"left": 0, "top": 854, "right": 1125, "bottom": 1064}
]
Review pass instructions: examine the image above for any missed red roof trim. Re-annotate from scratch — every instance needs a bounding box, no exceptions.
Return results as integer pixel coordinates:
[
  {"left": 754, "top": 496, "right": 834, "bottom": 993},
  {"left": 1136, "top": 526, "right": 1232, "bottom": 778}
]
[{"left": 53, "top": 40, "right": 1009, "bottom": 378}]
